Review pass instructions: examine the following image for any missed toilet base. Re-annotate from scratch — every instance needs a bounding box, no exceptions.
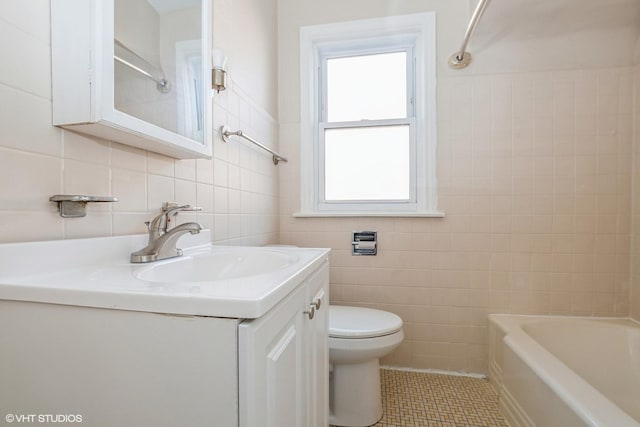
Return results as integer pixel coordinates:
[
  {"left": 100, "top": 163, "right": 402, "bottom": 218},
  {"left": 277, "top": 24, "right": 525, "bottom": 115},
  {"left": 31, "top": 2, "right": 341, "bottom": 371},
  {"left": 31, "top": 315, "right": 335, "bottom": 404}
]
[{"left": 329, "top": 359, "right": 382, "bottom": 427}]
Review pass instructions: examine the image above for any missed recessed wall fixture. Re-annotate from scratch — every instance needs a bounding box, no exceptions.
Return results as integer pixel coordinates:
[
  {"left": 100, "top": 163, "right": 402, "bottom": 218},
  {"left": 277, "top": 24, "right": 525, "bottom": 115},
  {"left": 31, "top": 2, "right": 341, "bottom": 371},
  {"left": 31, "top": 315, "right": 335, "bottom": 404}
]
[{"left": 212, "top": 48, "right": 227, "bottom": 92}]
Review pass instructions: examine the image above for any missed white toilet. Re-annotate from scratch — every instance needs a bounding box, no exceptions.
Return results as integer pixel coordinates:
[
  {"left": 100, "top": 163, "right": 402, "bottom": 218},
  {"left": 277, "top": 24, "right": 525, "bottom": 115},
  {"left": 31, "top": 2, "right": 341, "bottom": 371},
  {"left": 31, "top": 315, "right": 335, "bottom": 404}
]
[{"left": 329, "top": 305, "right": 404, "bottom": 427}]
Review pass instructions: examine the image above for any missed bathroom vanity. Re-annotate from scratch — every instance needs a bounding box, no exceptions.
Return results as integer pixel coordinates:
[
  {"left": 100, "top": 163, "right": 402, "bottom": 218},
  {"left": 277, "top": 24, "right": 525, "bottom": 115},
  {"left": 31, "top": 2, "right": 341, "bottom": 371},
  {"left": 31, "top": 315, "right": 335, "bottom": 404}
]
[{"left": 0, "top": 232, "right": 329, "bottom": 427}]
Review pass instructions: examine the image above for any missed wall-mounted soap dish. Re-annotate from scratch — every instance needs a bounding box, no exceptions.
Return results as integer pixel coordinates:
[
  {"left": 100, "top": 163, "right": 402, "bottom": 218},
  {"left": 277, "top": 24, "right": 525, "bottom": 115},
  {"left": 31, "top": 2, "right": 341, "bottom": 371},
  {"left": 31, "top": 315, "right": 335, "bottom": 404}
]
[{"left": 50, "top": 195, "right": 118, "bottom": 218}]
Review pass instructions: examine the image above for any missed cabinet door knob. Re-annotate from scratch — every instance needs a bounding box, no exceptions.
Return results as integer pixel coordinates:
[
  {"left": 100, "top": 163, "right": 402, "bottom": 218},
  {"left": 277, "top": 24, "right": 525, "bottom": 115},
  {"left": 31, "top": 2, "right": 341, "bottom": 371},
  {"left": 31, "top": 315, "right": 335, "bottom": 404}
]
[
  {"left": 304, "top": 304, "right": 315, "bottom": 320},
  {"left": 313, "top": 298, "right": 322, "bottom": 310}
]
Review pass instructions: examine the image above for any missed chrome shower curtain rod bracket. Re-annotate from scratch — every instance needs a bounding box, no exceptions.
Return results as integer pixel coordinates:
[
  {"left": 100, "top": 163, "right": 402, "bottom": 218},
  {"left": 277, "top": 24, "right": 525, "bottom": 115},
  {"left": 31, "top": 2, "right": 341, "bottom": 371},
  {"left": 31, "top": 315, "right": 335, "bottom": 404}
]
[{"left": 449, "top": 0, "right": 491, "bottom": 69}]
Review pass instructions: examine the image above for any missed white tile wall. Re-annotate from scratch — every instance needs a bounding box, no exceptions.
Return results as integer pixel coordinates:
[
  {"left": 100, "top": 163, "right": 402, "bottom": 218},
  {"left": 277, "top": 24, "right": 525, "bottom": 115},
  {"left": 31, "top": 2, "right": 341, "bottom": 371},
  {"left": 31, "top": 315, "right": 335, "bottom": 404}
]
[{"left": 280, "top": 67, "right": 634, "bottom": 374}]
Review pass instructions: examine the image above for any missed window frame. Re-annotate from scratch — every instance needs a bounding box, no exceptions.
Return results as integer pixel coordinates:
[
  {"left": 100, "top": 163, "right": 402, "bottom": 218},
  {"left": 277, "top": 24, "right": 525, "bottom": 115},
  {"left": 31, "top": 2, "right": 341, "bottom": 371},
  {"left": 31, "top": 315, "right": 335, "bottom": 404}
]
[
  {"left": 319, "top": 42, "right": 416, "bottom": 211},
  {"left": 298, "top": 13, "right": 442, "bottom": 217}
]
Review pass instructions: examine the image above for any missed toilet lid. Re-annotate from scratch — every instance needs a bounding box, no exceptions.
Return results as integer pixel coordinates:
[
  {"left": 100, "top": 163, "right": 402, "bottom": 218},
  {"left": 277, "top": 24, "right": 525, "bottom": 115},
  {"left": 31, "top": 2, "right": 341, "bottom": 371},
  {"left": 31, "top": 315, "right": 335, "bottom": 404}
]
[{"left": 329, "top": 306, "right": 403, "bottom": 338}]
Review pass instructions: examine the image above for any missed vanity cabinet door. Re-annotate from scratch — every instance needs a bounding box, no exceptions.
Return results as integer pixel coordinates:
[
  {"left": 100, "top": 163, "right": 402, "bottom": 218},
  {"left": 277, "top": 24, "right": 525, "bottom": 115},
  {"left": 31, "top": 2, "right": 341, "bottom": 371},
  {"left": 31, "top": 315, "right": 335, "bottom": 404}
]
[
  {"left": 305, "top": 266, "right": 329, "bottom": 427},
  {"left": 238, "top": 284, "right": 307, "bottom": 427}
]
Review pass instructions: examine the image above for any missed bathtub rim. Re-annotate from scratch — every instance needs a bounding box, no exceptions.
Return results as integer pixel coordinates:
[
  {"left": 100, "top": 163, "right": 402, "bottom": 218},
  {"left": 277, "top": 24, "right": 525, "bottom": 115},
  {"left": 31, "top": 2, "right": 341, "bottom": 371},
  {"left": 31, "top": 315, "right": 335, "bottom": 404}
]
[{"left": 490, "top": 314, "right": 640, "bottom": 427}]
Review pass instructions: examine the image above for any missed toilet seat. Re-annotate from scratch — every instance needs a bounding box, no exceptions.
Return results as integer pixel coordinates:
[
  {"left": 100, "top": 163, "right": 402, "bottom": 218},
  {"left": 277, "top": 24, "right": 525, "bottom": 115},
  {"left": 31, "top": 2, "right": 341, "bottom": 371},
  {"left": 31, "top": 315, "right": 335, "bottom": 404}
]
[{"left": 329, "top": 306, "right": 403, "bottom": 339}]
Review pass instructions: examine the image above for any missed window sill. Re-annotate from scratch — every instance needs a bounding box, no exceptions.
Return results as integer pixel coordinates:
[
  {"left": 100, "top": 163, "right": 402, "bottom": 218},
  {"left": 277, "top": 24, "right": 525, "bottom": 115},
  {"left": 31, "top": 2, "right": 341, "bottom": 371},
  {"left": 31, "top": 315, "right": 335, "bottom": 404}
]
[{"left": 292, "top": 211, "right": 445, "bottom": 218}]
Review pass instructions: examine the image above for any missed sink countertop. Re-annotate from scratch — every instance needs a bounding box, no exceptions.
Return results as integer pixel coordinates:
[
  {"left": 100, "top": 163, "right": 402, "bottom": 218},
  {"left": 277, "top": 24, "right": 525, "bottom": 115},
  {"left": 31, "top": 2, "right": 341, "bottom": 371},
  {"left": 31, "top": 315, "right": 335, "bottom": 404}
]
[{"left": 0, "top": 231, "right": 330, "bottom": 319}]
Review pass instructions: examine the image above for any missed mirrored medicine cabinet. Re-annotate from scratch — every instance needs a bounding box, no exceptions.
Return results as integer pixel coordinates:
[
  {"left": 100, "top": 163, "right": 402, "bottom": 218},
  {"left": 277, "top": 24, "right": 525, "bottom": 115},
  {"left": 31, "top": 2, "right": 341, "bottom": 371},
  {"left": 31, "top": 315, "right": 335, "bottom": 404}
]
[{"left": 51, "top": 0, "right": 212, "bottom": 159}]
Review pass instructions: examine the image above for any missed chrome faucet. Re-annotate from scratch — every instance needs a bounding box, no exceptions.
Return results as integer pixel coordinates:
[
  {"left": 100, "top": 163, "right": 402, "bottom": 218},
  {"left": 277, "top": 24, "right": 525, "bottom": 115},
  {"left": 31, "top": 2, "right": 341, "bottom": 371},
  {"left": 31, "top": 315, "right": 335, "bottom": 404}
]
[{"left": 130, "top": 203, "right": 203, "bottom": 263}]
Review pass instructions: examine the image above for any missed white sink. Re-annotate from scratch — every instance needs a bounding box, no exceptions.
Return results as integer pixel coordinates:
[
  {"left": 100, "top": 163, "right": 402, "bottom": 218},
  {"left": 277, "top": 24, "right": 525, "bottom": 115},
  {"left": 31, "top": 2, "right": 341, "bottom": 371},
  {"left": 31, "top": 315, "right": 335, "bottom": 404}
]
[
  {"left": 136, "top": 249, "right": 298, "bottom": 283},
  {"left": 0, "top": 230, "right": 330, "bottom": 319}
]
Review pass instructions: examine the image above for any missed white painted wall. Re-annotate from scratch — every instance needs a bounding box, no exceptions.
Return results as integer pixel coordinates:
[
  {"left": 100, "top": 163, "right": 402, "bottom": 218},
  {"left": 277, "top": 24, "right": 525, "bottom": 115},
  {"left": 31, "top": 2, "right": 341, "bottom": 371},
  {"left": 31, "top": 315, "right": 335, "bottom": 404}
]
[{"left": 470, "top": 0, "right": 640, "bottom": 73}]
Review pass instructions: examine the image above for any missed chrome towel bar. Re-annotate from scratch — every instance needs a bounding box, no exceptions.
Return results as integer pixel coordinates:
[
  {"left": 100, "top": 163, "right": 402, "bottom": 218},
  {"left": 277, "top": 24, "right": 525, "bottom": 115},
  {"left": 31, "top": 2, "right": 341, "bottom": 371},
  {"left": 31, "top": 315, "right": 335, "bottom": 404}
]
[
  {"left": 220, "top": 125, "right": 288, "bottom": 165},
  {"left": 114, "top": 39, "right": 171, "bottom": 93}
]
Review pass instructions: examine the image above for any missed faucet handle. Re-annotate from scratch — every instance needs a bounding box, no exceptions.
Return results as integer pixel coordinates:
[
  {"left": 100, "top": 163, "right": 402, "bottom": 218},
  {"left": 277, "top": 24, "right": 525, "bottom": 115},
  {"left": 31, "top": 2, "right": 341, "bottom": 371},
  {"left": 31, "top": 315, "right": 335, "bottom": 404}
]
[
  {"left": 163, "top": 204, "right": 202, "bottom": 218},
  {"left": 144, "top": 221, "right": 151, "bottom": 231},
  {"left": 162, "top": 202, "right": 202, "bottom": 214},
  {"left": 162, "top": 202, "right": 183, "bottom": 211},
  {"left": 161, "top": 202, "right": 202, "bottom": 230}
]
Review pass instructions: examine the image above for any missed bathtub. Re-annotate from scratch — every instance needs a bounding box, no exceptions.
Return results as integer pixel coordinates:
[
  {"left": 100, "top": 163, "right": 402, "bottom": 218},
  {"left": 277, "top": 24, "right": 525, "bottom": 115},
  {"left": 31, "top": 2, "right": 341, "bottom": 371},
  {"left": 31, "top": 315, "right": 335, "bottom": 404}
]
[{"left": 489, "top": 314, "right": 640, "bottom": 427}]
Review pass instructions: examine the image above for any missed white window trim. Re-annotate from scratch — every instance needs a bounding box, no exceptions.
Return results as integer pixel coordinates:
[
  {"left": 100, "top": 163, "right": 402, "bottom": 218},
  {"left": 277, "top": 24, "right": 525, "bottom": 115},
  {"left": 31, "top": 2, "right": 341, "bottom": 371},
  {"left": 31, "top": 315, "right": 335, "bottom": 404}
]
[{"left": 297, "top": 12, "right": 443, "bottom": 218}]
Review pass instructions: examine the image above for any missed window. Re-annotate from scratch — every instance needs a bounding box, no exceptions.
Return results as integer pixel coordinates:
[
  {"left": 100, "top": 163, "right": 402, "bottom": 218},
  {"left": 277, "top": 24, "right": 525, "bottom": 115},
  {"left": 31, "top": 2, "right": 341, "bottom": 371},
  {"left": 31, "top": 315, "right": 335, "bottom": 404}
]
[
  {"left": 323, "top": 48, "right": 413, "bottom": 205},
  {"left": 298, "top": 13, "right": 441, "bottom": 217}
]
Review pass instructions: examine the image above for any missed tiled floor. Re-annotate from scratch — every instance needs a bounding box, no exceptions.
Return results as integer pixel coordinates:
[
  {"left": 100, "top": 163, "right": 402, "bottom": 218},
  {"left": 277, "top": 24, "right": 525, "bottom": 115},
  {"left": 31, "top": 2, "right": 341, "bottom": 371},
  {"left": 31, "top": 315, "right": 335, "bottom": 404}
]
[{"left": 372, "top": 369, "right": 508, "bottom": 427}]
